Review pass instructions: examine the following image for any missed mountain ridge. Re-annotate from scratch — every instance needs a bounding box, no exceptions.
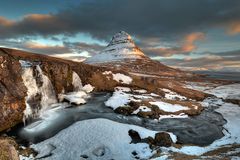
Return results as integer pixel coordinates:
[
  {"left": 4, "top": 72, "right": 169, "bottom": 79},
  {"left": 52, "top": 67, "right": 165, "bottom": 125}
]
[
  {"left": 85, "top": 31, "right": 193, "bottom": 77},
  {"left": 86, "top": 31, "right": 149, "bottom": 63}
]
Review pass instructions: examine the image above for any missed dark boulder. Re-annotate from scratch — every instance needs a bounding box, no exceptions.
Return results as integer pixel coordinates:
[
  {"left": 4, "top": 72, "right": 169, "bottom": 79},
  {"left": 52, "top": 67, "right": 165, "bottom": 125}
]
[{"left": 154, "top": 132, "right": 173, "bottom": 147}]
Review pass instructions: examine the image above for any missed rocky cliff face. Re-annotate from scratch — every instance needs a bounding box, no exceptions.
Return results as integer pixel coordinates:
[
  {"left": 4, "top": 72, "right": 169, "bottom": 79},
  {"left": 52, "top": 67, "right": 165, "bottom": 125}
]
[{"left": 0, "top": 50, "right": 27, "bottom": 132}]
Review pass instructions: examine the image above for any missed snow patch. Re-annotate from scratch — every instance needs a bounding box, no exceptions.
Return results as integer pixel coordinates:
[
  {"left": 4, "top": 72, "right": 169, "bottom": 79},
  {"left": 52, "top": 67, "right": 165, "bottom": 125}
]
[
  {"left": 82, "top": 84, "right": 94, "bottom": 93},
  {"left": 112, "top": 73, "right": 132, "bottom": 84},
  {"left": 59, "top": 91, "right": 88, "bottom": 105},
  {"left": 102, "top": 71, "right": 132, "bottom": 84},
  {"left": 19, "top": 154, "right": 34, "bottom": 160},
  {"left": 159, "top": 113, "right": 189, "bottom": 120},
  {"left": 134, "top": 89, "right": 147, "bottom": 94},
  {"left": 105, "top": 87, "right": 152, "bottom": 110},
  {"left": 133, "top": 106, "right": 152, "bottom": 114},
  {"left": 162, "top": 88, "right": 187, "bottom": 100},
  {"left": 115, "top": 86, "right": 131, "bottom": 92},
  {"left": 105, "top": 89, "right": 132, "bottom": 109},
  {"left": 149, "top": 101, "right": 189, "bottom": 113}
]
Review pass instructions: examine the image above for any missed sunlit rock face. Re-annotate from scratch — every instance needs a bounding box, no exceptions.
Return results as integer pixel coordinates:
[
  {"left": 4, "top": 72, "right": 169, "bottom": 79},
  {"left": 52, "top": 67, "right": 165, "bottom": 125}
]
[
  {"left": 86, "top": 31, "right": 148, "bottom": 63},
  {"left": 0, "top": 50, "right": 27, "bottom": 132}
]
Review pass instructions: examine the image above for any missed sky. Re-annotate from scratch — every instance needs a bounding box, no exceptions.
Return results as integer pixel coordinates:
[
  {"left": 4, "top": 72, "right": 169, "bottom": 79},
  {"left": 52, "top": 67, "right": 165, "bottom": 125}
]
[{"left": 0, "top": 0, "right": 240, "bottom": 72}]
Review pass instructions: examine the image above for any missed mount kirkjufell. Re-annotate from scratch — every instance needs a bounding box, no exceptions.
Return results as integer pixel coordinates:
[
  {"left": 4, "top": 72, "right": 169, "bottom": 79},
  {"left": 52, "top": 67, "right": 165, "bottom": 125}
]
[
  {"left": 86, "top": 31, "right": 147, "bottom": 63},
  {"left": 86, "top": 31, "right": 189, "bottom": 77}
]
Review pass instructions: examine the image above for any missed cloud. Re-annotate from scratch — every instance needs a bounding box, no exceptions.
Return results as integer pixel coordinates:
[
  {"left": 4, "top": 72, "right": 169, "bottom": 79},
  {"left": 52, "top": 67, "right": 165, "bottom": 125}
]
[
  {"left": 63, "top": 42, "right": 104, "bottom": 56},
  {"left": 23, "top": 41, "right": 71, "bottom": 55},
  {"left": 0, "top": 39, "right": 104, "bottom": 61},
  {"left": 0, "top": 14, "right": 66, "bottom": 39},
  {"left": 143, "top": 32, "right": 205, "bottom": 57},
  {"left": 0, "top": 0, "right": 240, "bottom": 40},
  {"left": 227, "top": 21, "right": 240, "bottom": 35},
  {"left": 160, "top": 51, "right": 240, "bottom": 72},
  {"left": 181, "top": 32, "right": 205, "bottom": 52},
  {"left": 0, "top": 17, "right": 14, "bottom": 26}
]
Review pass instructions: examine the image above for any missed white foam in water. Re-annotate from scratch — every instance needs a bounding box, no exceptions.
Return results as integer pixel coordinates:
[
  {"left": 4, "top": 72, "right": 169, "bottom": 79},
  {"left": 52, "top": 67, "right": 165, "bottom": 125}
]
[{"left": 72, "top": 71, "right": 83, "bottom": 91}]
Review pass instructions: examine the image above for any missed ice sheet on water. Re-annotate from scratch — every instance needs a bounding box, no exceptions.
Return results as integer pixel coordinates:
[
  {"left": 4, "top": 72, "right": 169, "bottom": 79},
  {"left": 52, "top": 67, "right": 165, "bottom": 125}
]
[{"left": 32, "top": 118, "right": 177, "bottom": 160}]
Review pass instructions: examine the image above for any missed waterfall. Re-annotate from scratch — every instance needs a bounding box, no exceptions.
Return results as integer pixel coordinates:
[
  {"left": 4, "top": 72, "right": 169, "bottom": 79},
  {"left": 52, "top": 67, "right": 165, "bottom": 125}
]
[
  {"left": 20, "top": 60, "right": 57, "bottom": 123},
  {"left": 72, "top": 71, "right": 83, "bottom": 92},
  {"left": 36, "top": 65, "right": 57, "bottom": 114},
  {"left": 21, "top": 67, "right": 39, "bottom": 124}
]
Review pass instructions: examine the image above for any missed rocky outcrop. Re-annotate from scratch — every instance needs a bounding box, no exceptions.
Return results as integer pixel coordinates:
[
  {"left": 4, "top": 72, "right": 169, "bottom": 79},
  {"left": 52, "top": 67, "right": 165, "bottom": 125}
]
[
  {"left": 0, "top": 50, "right": 27, "bottom": 132},
  {"left": 154, "top": 132, "right": 173, "bottom": 147},
  {"left": 0, "top": 137, "right": 19, "bottom": 160},
  {"left": 128, "top": 129, "right": 173, "bottom": 147}
]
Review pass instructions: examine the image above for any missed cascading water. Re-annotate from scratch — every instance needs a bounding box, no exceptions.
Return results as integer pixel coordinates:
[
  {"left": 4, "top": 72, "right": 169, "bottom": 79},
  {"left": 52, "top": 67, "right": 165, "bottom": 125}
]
[
  {"left": 21, "top": 67, "right": 39, "bottom": 123},
  {"left": 36, "top": 65, "right": 57, "bottom": 113},
  {"left": 20, "top": 60, "right": 57, "bottom": 124},
  {"left": 72, "top": 71, "right": 83, "bottom": 92}
]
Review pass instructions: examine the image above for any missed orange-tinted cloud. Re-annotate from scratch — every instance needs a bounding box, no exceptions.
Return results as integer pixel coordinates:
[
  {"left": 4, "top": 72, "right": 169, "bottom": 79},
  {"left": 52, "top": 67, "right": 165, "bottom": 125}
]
[
  {"left": 227, "top": 21, "right": 240, "bottom": 35},
  {"left": 0, "top": 14, "right": 59, "bottom": 38},
  {"left": 144, "top": 32, "right": 205, "bottom": 57},
  {"left": 0, "top": 14, "right": 54, "bottom": 27},
  {"left": 23, "top": 14, "right": 53, "bottom": 21},
  {"left": 23, "top": 41, "right": 71, "bottom": 54},
  {"left": 161, "top": 54, "right": 240, "bottom": 72},
  {"left": 181, "top": 32, "right": 205, "bottom": 52},
  {"left": 0, "top": 16, "right": 14, "bottom": 26}
]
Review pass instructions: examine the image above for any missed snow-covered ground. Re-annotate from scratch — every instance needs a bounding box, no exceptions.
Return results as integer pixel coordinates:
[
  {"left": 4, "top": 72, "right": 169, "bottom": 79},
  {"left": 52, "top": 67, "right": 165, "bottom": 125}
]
[
  {"left": 206, "top": 83, "right": 240, "bottom": 99},
  {"left": 160, "top": 101, "right": 240, "bottom": 156},
  {"left": 105, "top": 87, "right": 154, "bottom": 109},
  {"left": 31, "top": 118, "right": 176, "bottom": 160},
  {"left": 185, "top": 82, "right": 240, "bottom": 100},
  {"left": 149, "top": 101, "right": 189, "bottom": 113},
  {"left": 103, "top": 71, "right": 133, "bottom": 84},
  {"left": 58, "top": 84, "right": 94, "bottom": 105},
  {"left": 161, "top": 83, "right": 240, "bottom": 156},
  {"left": 105, "top": 87, "right": 193, "bottom": 116},
  {"left": 132, "top": 106, "right": 152, "bottom": 114},
  {"left": 161, "top": 88, "right": 187, "bottom": 101}
]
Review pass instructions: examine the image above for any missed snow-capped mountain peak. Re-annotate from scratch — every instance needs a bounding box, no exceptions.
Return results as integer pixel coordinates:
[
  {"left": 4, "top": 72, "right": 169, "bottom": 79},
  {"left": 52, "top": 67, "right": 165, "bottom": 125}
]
[
  {"left": 108, "top": 31, "right": 134, "bottom": 46},
  {"left": 86, "top": 31, "right": 147, "bottom": 63}
]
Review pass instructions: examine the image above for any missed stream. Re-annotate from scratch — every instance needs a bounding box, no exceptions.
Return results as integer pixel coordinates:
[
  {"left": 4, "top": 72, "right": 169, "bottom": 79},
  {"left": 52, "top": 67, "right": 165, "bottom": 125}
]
[{"left": 9, "top": 92, "right": 226, "bottom": 146}]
